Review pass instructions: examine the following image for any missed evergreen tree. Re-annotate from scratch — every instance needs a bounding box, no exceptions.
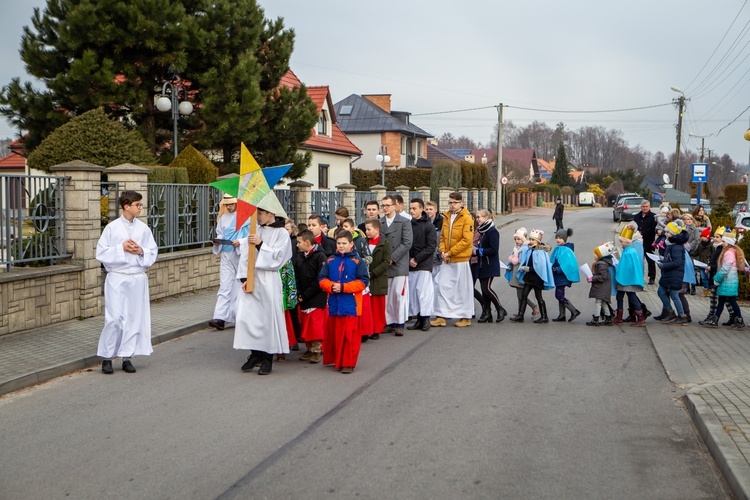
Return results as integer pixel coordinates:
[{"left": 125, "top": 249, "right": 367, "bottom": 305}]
[
  {"left": 551, "top": 142, "right": 571, "bottom": 187},
  {"left": 26, "top": 108, "right": 155, "bottom": 171},
  {"left": 1, "top": 0, "right": 318, "bottom": 178}
]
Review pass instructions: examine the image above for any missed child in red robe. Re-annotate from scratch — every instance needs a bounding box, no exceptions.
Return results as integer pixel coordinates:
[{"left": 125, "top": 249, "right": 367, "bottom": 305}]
[{"left": 365, "top": 218, "right": 391, "bottom": 340}]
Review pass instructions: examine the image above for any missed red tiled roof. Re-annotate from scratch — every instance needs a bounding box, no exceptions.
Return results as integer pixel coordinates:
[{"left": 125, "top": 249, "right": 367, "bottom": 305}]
[
  {"left": 0, "top": 152, "right": 26, "bottom": 171},
  {"left": 427, "top": 143, "right": 463, "bottom": 162},
  {"left": 280, "top": 70, "right": 303, "bottom": 89}
]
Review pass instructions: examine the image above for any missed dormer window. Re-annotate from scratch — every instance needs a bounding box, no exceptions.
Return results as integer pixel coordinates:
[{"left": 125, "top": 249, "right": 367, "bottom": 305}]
[{"left": 317, "top": 111, "right": 328, "bottom": 135}]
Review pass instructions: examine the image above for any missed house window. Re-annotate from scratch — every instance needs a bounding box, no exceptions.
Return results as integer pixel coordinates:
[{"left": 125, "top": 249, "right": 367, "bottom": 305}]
[
  {"left": 401, "top": 136, "right": 406, "bottom": 155},
  {"left": 416, "top": 139, "right": 422, "bottom": 157},
  {"left": 319, "top": 164, "right": 329, "bottom": 189},
  {"left": 317, "top": 111, "right": 328, "bottom": 135}
]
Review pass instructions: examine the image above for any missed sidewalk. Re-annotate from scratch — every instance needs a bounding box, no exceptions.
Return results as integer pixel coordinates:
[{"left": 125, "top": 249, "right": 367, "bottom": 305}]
[
  {"left": 2, "top": 263, "right": 750, "bottom": 497},
  {"left": 0, "top": 288, "right": 217, "bottom": 395}
]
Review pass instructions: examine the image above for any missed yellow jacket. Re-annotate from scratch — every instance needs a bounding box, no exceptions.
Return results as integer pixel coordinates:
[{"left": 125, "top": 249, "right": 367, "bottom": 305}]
[{"left": 439, "top": 207, "right": 474, "bottom": 262}]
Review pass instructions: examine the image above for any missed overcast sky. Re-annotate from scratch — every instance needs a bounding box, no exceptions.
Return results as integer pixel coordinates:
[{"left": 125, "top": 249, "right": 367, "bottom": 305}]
[{"left": 2, "top": 0, "right": 749, "bottom": 168}]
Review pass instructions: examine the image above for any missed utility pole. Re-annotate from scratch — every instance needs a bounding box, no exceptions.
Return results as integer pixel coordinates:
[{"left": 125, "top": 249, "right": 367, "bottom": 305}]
[
  {"left": 698, "top": 137, "right": 705, "bottom": 163},
  {"left": 496, "top": 103, "right": 503, "bottom": 214},
  {"left": 673, "top": 94, "right": 685, "bottom": 190}
]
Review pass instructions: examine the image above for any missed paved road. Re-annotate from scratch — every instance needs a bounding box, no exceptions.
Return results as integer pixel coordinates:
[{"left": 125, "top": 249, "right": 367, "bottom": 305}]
[{"left": 0, "top": 208, "right": 731, "bottom": 499}]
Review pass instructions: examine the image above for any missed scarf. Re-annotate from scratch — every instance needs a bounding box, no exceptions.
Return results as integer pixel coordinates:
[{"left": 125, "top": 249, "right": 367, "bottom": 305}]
[
  {"left": 477, "top": 219, "right": 495, "bottom": 234},
  {"left": 368, "top": 235, "right": 381, "bottom": 246}
]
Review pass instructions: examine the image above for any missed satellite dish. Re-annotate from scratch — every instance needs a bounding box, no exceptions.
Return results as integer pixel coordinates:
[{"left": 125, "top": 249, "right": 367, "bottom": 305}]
[{"left": 662, "top": 174, "right": 670, "bottom": 184}]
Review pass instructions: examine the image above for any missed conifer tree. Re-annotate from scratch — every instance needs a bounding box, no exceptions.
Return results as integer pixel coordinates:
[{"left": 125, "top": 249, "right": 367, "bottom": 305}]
[{"left": 551, "top": 142, "right": 571, "bottom": 187}]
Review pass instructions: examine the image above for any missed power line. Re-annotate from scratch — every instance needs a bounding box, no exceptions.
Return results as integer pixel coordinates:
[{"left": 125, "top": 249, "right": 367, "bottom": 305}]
[
  {"left": 412, "top": 105, "right": 497, "bottom": 116},
  {"left": 504, "top": 102, "right": 674, "bottom": 113}
]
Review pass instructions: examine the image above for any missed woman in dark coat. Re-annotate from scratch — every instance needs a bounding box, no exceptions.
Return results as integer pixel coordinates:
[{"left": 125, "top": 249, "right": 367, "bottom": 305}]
[
  {"left": 474, "top": 209, "right": 507, "bottom": 322},
  {"left": 656, "top": 222, "right": 689, "bottom": 325}
]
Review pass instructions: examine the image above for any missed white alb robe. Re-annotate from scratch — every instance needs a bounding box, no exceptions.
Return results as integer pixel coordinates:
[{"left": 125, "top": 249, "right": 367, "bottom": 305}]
[
  {"left": 408, "top": 270, "right": 434, "bottom": 317},
  {"left": 96, "top": 216, "right": 158, "bottom": 358},
  {"left": 386, "top": 276, "right": 409, "bottom": 325},
  {"left": 212, "top": 213, "right": 243, "bottom": 323},
  {"left": 433, "top": 261, "right": 475, "bottom": 319},
  {"left": 233, "top": 224, "right": 292, "bottom": 354}
]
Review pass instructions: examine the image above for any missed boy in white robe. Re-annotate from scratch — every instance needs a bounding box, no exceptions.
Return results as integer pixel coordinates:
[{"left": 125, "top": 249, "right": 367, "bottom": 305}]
[
  {"left": 209, "top": 195, "right": 248, "bottom": 330},
  {"left": 96, "top": 191, "right": 158, "bottom": 374},
  {"left": 235, "top": 208, "right": 293, "bottom": 376}
]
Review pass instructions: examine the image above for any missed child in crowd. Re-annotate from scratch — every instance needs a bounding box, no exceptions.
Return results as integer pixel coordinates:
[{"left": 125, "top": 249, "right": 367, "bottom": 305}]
[
  {"left": 693, "top": 227, "right": 713, "bottom": 297},
  {"left": 292, "top": 230, "right": 328, "bottom": 363},
  {"left": 586, "top": 242, "right": 616, "bottom": 326},
  {"left": 550, "top": 228, "right": 581, "bottom": 322},
  {"left": 341, "top": 218, "right": 374, "bottom": 341},
  {"left": 505, "top": 228, "right": 540, "bottom": 321},
  {"left": 510, "top": 229, "right": 554, "bottom": 323},
  {"left": 365, "top": 218, "right": 392, "bottom": 340},
  {"left": 319, "top": 231, "right": 370, "bottom": 373},
  {"left": 701, "top": 229, "right": 746, "bottom": 329},
  {"left": 614, "top": 224, "right": 646, "bottom": 327},
  {"left": 307, "top": 214, "right": 336, "bottom": 256},
  {"left": 699, "top": 227, "right": 728, "bottom": 326},
  {"left": 655, "top": 222, "right": 689, "bottom": 325}
]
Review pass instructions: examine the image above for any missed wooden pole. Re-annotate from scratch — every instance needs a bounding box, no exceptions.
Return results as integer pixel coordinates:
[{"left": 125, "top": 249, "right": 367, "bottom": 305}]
[{"left": 245, "top": 211, "right": 257, "bottom": 293}]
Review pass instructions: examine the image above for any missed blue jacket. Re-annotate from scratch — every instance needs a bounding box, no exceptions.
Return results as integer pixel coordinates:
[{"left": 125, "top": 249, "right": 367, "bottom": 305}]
[
  {"left": 319, "top": 250, "right": 369, "bottom": 317},
  {"left": 550, "top": 242, "right": 579, "bottom": 287},
  {"left": 518, "top": 246, "right": 555, "bottom": 290},
  {"left": 476, "top": 226, "right": 500, "bottom": 278},
  {"left": 658, "top": 231, "right": 688, "bottom": 290}
]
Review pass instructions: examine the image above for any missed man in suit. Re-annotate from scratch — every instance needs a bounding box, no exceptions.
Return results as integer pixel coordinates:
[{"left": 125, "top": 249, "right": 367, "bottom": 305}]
[{"left": 380, "top": 195, "right": 413, "bottom": 336}]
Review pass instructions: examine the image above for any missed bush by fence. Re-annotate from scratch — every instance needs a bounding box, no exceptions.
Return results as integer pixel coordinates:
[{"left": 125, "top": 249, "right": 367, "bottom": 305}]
[{"left": 169, "top": 145, "right": 219, "bottom": 184}]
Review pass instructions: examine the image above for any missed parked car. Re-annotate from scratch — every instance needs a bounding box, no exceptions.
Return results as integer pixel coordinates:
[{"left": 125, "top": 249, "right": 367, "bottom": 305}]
[
  {"left": 613, "top": 196, "right": 646, "bottom": 222},
  {"left": 732, "top": 201, "right": 748, "bottom": 217},
  {"left": 578, "top": 192, "right": 595, "bottom": 206},
  {"left": 736, "top": 213, "right": 750, "bottom": 241},
  {"left": 613, "top": 192, "right": 639, "bottom": 208}
]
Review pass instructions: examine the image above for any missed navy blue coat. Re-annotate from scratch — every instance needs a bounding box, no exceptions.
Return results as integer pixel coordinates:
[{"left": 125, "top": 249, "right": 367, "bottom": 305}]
[
  {"left": 476, "top": 226, "right": 500, "bottom": 278},
  {"left": 659, "top": 231, "right": 688, "bottom": 290}
]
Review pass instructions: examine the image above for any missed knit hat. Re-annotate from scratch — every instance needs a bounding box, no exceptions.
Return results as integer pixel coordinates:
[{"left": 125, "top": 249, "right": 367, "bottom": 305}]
[
  {"left": 529, "top": 229, "right": 544, "bottom": 243},
  {"left": 594, "top": 241, "right": 616, "bottom": 259},
  {"left": 513, "top": 227, "right": 527, "bottom": 240},
  {"left": 665, "top": 222, "right": 683, "bottom": 235},
  {"left": 555, "top": 228, "right": 573, "bottom": 242},
  {"left": 700, "top": 227, "right": 712, "bottom": 239},
  {"left": 722, "top": 228, "right": 738, "bottom": 246},
  {"left": 714, "top": 226, "right": 726, "bottom": 238},
  {"left": 660, "top": 206, "right": 670, "bottom": 214}
]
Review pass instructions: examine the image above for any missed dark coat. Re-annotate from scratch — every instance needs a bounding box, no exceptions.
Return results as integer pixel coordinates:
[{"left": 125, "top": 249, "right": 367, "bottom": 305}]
[
  {"left": 431, "top": 212, "right": 444, "bottom": 233},
  {"left": 633, "top": 210, "right": 657, "bottom": 246},
  {"left": 476, "top": 226, "right": 500, "bottom": 278},
  {"left": 292, "top": 245, "right": 328, "bottom": 309},
  {"left": 589, "top": 255, "right": 614, "bottom": 301},
  {"left": 317, "top": 233, "right": 337, "bottom": 257},
  {"left": 708, "top": 244, "right": 723, "bottom": 280},
  {"left": 553, "top": 203, "right": 564, "bottom": 221},
  {"left": 658, "top": 231, "right": 688, "bottom": 290},
  {"left": 409, "top": 212, "right": 437, "bottom": 272},
  {"left": 368, "top": 237, "right": 392, "bottom": 296}
]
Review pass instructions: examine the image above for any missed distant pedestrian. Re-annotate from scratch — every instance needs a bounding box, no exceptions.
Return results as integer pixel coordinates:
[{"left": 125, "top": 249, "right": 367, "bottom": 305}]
[
  {"left": 96, "top": 191, "right": 158, "bottom": 374},
  {"left": 553, "top": 197, "right": 564, "bottom": 230}
]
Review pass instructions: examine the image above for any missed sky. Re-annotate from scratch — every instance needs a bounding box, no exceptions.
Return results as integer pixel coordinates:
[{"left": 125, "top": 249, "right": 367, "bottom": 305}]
[{"left": 2, "top": 0, "right": 749, "bottom": 168}]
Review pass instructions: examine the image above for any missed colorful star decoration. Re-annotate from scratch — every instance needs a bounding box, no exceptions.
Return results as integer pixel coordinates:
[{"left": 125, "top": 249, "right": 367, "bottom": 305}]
[{"left": 210, "top": 143, "right": 292, "bottom": 230}]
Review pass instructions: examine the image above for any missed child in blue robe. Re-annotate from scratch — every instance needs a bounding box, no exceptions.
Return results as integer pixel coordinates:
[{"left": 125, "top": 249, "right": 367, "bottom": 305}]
[
  {"left": 615, "top": 223, "right": 647, "bottom": 326},
  {"left": 510, "top": 229, "right": 554, "bottom": 323},
  {"left": 550, "top": 228, "right": 581, "bottom": 322}
]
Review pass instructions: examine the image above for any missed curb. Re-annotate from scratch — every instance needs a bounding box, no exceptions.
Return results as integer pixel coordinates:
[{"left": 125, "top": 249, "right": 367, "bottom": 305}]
[
  {"left": 0, "top": 321, "right": 209, "bottom": 397},
  {"left": 684, "top": 393, "right": 750, "bottom": 500}
]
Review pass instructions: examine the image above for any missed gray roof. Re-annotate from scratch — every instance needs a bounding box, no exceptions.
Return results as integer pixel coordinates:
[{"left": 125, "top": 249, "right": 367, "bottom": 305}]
[{"left": 333, "top": 94, "right": 432, "bottom": 138}]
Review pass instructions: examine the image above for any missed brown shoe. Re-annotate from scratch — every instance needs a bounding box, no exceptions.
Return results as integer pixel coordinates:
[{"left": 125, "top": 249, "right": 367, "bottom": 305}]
[
  {"left": 455, "top": 318, "right": 472, "bottom": 327},
  {"left": 299, "top": 350, "right": 313, "bottom": 361},
  {"left": 341, "top": 367, "right": 353, "bottom": 374},
  {"left": 430, "top": 317, "right": 447, "bottom": 327}
]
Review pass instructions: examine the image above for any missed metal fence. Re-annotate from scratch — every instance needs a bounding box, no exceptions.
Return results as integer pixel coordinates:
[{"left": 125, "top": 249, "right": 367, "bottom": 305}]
[
  {"left": 310, "top": 190, "right": 343, "bottom": 223},
  {"left": 354, "top": 191, "right": 376, "bottom": 226},
  {"left": 274, "top": 189, "right": 297, "bottom": 223},
  {"left": 1, "top": 174, "right": 71, "bottom": 271},
  {"left": 466, "top": 191, "right": 475, "bottom": 212},
  {"left": 147, "top": 183, "right": 221, "bottom": 252}
]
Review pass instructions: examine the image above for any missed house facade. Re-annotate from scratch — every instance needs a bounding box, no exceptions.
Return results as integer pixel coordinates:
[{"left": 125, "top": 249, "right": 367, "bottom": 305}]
[
  {"left": 280, "top": 71, "right": 361, "bottom": 190},
  {"left": 334, "top": 94, "right": 432, "bottom": 172}
]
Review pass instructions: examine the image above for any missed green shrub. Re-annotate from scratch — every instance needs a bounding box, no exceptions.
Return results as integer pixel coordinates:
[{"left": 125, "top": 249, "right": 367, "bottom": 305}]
[
  {"left": 169, "top": 145, "right": 218, "bottom": 184},
  {"left": 431, "top": 161, "right": 462, "bottom": 201},
  {"left": 148, "top": 166, "right": 176, "bottom": 183},
  {"left": 27, "top": 108, "right": 155, "bottom": 172},
  {"left": 532, "top": 184, "right": 561, "bottom": 197},
  {"left": 460, "top": 162, "right": 474, "bottom": 188},
  {"left": 724, "top": 184, "right": 748, "bottom": 206},
  {"left": 173, "top": 167, "right": 189, "bottom": 184}
]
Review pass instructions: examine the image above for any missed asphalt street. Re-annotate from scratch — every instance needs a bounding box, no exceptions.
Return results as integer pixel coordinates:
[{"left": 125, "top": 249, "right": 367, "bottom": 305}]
[{"left": 0, "top": 208, "right": 732, "bottom": 499}]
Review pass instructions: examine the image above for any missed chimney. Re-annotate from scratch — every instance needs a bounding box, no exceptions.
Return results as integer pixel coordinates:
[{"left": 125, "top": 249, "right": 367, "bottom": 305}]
[{"left": 363, "top": 94, "right": 391, "bottom": 113}]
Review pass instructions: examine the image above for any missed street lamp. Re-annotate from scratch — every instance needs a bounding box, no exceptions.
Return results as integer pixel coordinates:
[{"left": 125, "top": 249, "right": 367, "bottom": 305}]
[
  {"left": 671, "top": 87, "right": 686, "bottom": 190},
  {"left": 156, "top": 77, "right": 193, "bottom": 158},
  {"left": 375, "top": 146, "right": 390, "bottom": 186}
]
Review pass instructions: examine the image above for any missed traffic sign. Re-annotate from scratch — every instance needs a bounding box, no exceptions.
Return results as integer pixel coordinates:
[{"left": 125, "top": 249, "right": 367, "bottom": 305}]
[
  {"left": 501, "top": 176, "right": 508, "bottom": 185},
  {"left": 692, "top": 163, "right": 708, "bottom": 183}
]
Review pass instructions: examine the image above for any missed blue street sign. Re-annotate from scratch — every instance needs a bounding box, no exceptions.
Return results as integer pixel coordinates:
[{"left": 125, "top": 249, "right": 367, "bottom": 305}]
[{"left": 692, "top": 163, "right": 708, "bottom": 183}]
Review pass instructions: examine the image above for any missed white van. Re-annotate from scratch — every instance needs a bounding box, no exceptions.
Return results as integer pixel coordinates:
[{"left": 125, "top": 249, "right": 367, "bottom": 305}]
[{"left": 578, "top": 192, "right": 595, "bottom": 206}]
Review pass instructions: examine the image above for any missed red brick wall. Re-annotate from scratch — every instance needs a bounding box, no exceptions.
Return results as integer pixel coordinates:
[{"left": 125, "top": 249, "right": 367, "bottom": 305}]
[
  {"left": 382, "top": 132, "right": 401, "bottom": 167},
  {"left": 364, "top": 94, "right": 391, "bottom": 113}
]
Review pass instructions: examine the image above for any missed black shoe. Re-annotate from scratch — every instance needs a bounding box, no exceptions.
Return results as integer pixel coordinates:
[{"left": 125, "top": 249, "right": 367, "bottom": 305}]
[
  {"left": 208, "top": 319, "right": 225, "bottom": 330},
  {"left": 496, "top": 308, "right": 507, "bottom": 323},
  {"left": 421, "top": 319, "right": 431, "bottom": 331},
  {"left": 369, "top": 333, "right": 380, "bottom": 340},
  {"left": 601, "top": 315, "right": 613, "bottom": 326},
  {"left": 290, "top": 344, "right": 300, "bottom": 351},
  {"left": 407, "top": 316, "right": 425, "bottom": 330},
  {"left": 509, "top": 314, "right": 524, "bottom": 322},
  {"left": 661, "top": 311, "right": 678, "bottom": 323},
  {"left": 258, "top": 355, "right": 272, "bottom": 375},
  {"left": 565, "top": 303, "right": 581, "bottom": 322},
  {"left": 478, "top": 309, "right": 492, "bottom": 323},
  {"left": 722, "top": 317, "right": 735, "bottom": 326},
  {"left": 552, "top": 303, "right": 566, "bottom": 322},
  {"left": 648, "top": 279, "right": 655, "bottom": 285},
  {"left": 733, "top": 318, "right": 746, "bottom": 329},
  {"left": 102, "top": 359, "right": 114, "bottom": 374},
  {"left": 533, "top": 302, "right": 548, "bottom": 323},
  {"left": 586, "top": 316, "right": 601, "bottom": 326},
  {"left": 653, "top": 308, "right": 667, "bottom": 321},
  {"left": 623, "top": 309, "right": 635, "bottom": 322},
  {"left": 241, "top": 351, "right": 264, "bottom": 372},
  {"left": 643, "top": 305, "right": 652, "bottom": 319},
  {"left": 361, "top": 335, "right": 369, "bottom": 343},
  {"left": 122, "top": 360, "right": 136, "bottom": 373},
  {"left": 699, "top": 316, "right": 719, "bottom": 328}
]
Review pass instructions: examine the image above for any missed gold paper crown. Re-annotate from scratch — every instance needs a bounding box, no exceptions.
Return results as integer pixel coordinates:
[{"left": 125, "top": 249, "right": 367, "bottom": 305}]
[
  {"left": 594, "top": 241, "right": 615, "bottom": 259},
  {"left": 665, "top": 222, "right": 683, "bottom": 235},
  {"left": 529, "top": 229, "right": 544, "bottom": 242},
  {"left": 619, "top": 226, "right": 634, "bottom": 240},
  {"left": 714, "top": 226, "right": 726, "bottom": 237}
]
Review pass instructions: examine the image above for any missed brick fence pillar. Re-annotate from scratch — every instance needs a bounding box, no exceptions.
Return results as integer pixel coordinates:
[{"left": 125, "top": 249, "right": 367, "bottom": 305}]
[
  {"left": 50, "top": 160, "right": 105, "bottom": 318},
  {"left": 336, "top": 183, "right": 356, "bottom": 214},
  {"left": 107, "top": 164, "right": 150, "bottom": 224},
  {"left": 438, "top": 187, "right": 453, "bottom": 213},
  {"left": 289, "top": 180, "right": 312, "bottom": 224},
  {"left": 370, "top": 185, "right": 387, "bottom": 204}
]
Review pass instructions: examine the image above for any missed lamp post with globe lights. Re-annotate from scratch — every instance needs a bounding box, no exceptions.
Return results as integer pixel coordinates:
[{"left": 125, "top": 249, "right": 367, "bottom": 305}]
[
  {"left": 155, "top": 78, "right": 193, "bottom": 158},
  {"left": 375, "top": 146, "right": 390, "bottom": 186}
]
